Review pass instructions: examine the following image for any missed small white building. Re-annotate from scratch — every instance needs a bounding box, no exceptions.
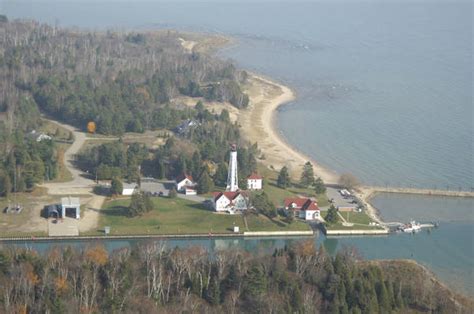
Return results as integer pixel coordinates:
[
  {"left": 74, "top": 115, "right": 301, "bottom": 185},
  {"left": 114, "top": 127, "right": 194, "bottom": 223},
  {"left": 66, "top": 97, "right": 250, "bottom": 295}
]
[
  {"left": 29, "top": 130, "right": 52, "bottom": 142},
  {"left": 61, "top": 196, "right": 80, "bottom": 219},
  {"left": 212, "top": 191, "right": 249, "bottom": 213},
  {"left": 247, "top": 173, "right": 263, "bottom": 190},
  {"left": 122, "top": 183, "right": 137, "bottom": 196},
  {"left": 284, "top": 197, "right": 320, "bottom": 220},
  {"left": 175, "top": 173, "right": 196, "bottom": 194}
]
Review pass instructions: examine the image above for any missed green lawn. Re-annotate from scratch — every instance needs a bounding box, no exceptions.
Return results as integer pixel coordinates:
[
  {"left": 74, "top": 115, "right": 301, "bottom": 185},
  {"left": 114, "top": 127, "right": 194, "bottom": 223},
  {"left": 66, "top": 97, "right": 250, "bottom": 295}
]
[
  {"left": 324, "top": 210, "right": 384, "bottom": 231},
  {"left": 89, "top": 196, "right": 310, "bottom": 236},
  {"left": 339, "top": 211, "right": 372, "bottom": 225},
  {"left": 244, "top": 214, "right": 310, "bottom": 232},
  {"left": 257, "top": 164, "right": 329, "bottom": 208}
]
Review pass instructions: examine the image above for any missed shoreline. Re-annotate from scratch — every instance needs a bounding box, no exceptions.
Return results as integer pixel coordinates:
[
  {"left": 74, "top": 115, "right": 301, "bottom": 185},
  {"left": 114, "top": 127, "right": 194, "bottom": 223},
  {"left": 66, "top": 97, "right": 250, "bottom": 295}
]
[
  {"left": 240, "top": 73, "right": 339, "bottom": 185},
  {"left": 238, "top": 73, "right": 474, "bottom": 225},
  {"left": 0, "top": 231, "right": 314, "bottom": 242}
]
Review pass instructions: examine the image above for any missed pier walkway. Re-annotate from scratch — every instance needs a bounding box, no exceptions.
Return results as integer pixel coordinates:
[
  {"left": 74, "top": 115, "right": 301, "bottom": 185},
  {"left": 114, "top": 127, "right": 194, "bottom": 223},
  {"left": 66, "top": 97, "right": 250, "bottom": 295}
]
[{"left": 364, "top": 186, "right": 474, "bottom": 198}]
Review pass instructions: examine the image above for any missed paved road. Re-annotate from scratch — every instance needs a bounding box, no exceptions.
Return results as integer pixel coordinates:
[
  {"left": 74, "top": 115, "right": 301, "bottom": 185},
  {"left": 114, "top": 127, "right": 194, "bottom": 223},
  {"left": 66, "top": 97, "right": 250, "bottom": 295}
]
[{"left": 141, "top": 179, "right": 207, "bottom": 203}]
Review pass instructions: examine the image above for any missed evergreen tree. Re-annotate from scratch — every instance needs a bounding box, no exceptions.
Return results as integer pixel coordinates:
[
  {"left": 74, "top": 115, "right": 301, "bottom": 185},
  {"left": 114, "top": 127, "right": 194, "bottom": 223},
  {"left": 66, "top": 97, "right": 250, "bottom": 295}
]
[
  {"left": 156, "top": 159, "right": 165, "bottom": 179},
  {"left": 325, "top": 205, "right": 339, "bottom": 224},
  {"left": 190, "top": 151, "right": 202, "bottom": 179},
  {"left": 110, "top": 178, "right": 123, "bottom": 195},
  {"left": 0, "top": 172, "right": 11, "bottom": 197},
  {"left": 128, "top": 191, "right": 154, "bottom": 217},
  {"left": 314, "top": 176, "right": 327, "bottom": 194},
  {"left": 197, "top": 169, "right": 214, "bottom": 194},
  {"left": 300, "top": 161, "right": 315, "bottom": 186},
  {"left": 175, "top": 155, "right": 187, "bottom": 177},
  {"left": 214, "top": 162, "right": 228, "bottom": 187},
  {"left": 223, "top": 264, "right": 240, "bottom": 292},
  {"left": 244, "top": 265, "right": 267, "bottom": 298},
  {"left": 277, "top": 166, "right": 291, "bottom": 188},
  {"left": 252, "top": 192, "right": 276, "bottom": 218},
  {"left": 205, "top": 278, "right": 221, "bottom": 305},
  {"left": 376, "top": 280, "right": 391, "bottom": 312}
]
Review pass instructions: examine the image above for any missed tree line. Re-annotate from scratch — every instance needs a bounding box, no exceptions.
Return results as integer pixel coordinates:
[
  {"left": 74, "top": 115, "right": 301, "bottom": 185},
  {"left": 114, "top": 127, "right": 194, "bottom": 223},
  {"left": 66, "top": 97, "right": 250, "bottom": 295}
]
[
  {"left": 0, "top": 241, "right": 468, "bottom": 313},
  {"left": 0, "top": 19, "right": 249, "bottom": 136}
]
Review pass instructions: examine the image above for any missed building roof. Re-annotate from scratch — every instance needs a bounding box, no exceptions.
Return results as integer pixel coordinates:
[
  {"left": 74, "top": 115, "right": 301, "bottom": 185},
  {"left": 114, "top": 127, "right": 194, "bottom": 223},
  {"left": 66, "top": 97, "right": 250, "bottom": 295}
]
[
  {"left": 123, "top": 183, "right": 137, "bottom": 190},
  {"left": 176, "top": 173, "right": 194, "bottom": 183},
  {"left": 213, "top": 191, "right": 247, "bottom": 202},
  {"left": 61, "top": 196, "right": 80, "bottom": 206},
  {"left": 284, "top": 198, "right": 319, "bottom": 211},
  {"left": 247, "top": 173, "right": 263, "bottom": 180}
]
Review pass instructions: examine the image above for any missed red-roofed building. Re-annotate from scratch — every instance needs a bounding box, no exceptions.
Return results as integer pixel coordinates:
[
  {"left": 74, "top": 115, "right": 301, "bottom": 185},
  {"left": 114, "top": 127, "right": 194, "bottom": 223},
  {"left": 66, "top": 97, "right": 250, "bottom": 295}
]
[
  {"left": 213, "top": 191, "right": 249, "bottom": 213},
  {"left": 284, "top": 197, "right": 321, "bottom": 220},
  {"left": 247, "top": 173, "right": 263, "bottom": 190},
  {"left": 175, "top": 173, "right": 197, "bottom": 195}
]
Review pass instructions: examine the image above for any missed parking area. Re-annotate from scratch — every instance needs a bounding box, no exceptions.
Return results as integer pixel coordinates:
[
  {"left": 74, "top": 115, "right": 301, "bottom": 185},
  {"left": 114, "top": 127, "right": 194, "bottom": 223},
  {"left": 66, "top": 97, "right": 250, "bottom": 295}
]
[
  {"left": 140, "top": 180, "right": 171, "bottom": 196},
  {"left": 48, "top": 217, "right": 79, "bottom": 236},
  {"left": 325, "top": 187, "right": 360, "bottom": 210}
]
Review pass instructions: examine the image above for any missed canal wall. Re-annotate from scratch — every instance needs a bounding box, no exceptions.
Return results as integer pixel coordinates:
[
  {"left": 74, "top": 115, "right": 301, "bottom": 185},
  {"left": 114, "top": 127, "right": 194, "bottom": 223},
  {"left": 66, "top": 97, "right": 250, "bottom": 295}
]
[
  {"left": 0, "top": 230, "right": 315, "bottom": 242},
  {"left": 243, "top": 231, "right": 314, "bottom": 237},
  {"left": 324, "top": 229, "right": 389, "bottom": 236}
]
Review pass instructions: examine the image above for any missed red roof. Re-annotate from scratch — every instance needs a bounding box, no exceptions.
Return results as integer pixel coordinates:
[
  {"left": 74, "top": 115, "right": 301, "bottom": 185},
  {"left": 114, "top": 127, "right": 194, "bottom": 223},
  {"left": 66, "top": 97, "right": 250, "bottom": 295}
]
[
  {"left": 176, "top": 173, "right": 193, "bottom": 183},
  {"left": 213, "top": 191, "right": 246, "bottom": 202},
  {"left": 247, "top": 173, "right": 263, "bottom": 180},
  {"left": 284, "top": 198, "right": 319, "bottom": 211}
]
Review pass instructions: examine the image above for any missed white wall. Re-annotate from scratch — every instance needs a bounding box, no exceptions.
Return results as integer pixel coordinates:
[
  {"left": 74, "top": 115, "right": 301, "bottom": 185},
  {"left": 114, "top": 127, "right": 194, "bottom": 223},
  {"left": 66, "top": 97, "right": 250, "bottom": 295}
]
[
  {"left": 122, "top": 188, "right": 135, "bottom": 196},
  {"left": 247, "top": 179, "right": 262, "bottom": 190},
  {"left": 214, "top": 197, "right": 230, "bottom": 212},
  {"left": 305, "top": 210, "right": 320, "bottom": 220},
  {"left": 177, "top": 178, "right": 193, "bottom": 191}
]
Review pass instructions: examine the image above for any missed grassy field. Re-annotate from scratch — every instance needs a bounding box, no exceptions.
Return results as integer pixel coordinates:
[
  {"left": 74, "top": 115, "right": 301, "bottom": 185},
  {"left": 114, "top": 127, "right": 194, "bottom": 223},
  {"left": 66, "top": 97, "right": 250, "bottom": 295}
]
[
  {"left": 324, "top": 210, "right": 384, "bottom": 230},
  {"left": 339, "top": 211, "right": 372, "bottom": 225},
  {"left": 89, "top": 196, "right": 310, "bottom": 236},
  {"left": 50, "top": 142, "right": 73, "bottom": 182},
  {"left": 0, "top": 189, "right": 52, "bottom": 237},
  {"left": 38, "top": 120, "right": 73, "bottom": 182},
  {"left": 257, "top": 164, "right": 329, "bottom": 208}
]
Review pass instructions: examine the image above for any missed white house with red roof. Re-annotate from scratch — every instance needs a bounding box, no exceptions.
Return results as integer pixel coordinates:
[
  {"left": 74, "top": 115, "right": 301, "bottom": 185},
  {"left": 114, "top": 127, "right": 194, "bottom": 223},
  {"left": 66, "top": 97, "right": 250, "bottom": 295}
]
[
  {"left": 213, "top": 191, "right": 249, "bottom": 213},
  {"left": 175, "top": 173, "right": 197, "bottom": 195},
  {"left": 284, "top": 197, "right": 321, "bottom": 220},
  {"left": 247, "top": 173, "right": 263, "bottom": 190}
]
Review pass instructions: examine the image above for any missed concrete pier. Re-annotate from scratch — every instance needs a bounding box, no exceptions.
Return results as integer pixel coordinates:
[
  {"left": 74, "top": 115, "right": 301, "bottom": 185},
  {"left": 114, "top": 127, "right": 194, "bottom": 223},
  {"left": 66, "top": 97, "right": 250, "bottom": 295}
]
[{"left": 364, "top": 186, "right": 474, "bottom": 198}]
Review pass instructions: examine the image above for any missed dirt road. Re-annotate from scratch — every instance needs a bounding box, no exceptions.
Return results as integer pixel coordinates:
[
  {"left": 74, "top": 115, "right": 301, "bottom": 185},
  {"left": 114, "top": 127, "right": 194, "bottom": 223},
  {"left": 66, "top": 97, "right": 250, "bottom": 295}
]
[{"left": 40, "top": 120, "right": 107, "bottom": 232}]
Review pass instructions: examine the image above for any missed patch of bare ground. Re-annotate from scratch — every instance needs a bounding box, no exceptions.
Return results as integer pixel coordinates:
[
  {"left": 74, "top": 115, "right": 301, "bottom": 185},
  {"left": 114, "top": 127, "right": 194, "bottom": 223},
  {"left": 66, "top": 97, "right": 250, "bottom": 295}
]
[{"left": 171, "top": 96, "right": 239, "bottom": 123}]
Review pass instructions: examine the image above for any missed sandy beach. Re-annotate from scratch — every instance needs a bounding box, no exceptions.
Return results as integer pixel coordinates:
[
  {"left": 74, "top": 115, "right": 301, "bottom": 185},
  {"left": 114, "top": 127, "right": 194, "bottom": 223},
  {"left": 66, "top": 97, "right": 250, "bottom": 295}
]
[
  {"left": 177, "top": 37, "right": 339, "bottom": 183},
  {"left": 239, "top": 74, "right": 339, "bottom": 185}
]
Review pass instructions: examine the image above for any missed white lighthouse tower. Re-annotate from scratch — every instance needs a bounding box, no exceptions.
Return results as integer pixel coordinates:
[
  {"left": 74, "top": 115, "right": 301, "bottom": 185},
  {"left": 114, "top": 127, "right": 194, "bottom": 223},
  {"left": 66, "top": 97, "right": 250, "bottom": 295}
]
[{"left": 226, "top": 144, "right": 239, "bottom": 192}]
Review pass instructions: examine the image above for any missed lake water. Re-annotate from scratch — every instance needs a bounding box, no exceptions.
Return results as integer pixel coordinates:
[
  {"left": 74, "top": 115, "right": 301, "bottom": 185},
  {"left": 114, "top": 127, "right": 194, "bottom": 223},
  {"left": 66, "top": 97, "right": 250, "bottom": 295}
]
[{"left": 2, "top": 0, "right": 473, "bottom": 296}]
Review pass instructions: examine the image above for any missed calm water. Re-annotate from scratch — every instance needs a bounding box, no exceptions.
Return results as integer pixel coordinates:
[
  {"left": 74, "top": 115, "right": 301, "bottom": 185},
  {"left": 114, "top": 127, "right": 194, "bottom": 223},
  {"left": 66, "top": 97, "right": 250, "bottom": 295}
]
[{"left": 2, "top": 0, "right": 473, "bottom": 296}]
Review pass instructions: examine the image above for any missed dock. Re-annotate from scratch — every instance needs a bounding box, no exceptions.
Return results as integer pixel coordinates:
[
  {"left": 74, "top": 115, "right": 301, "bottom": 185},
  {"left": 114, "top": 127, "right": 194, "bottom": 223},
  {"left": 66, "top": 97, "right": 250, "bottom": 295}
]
[{"left": 364, "top": 186, "right": 474, "bottom": 198}]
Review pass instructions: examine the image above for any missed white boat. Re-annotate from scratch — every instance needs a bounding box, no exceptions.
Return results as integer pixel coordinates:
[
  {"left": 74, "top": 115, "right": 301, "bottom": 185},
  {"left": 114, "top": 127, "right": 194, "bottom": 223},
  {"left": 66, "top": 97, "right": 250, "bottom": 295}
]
[{"left": 401, "top": 221, "right": 421, "bottom": 233}]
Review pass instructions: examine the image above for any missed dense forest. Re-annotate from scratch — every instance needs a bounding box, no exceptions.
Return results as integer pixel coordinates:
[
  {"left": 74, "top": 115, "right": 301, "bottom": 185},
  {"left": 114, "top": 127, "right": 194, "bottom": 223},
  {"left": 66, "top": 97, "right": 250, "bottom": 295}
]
[
  {"left": 0, "top": 16, "right": 251, "bottom": 194},
  {"left": 77, "top": 102, "right": 258, "bottom": 189},
  {"left": 0, "top": 18, "right": 249, "bottom": 135},
  {"left": 0, "top": 241, "right": 470, "bottom": 313}
]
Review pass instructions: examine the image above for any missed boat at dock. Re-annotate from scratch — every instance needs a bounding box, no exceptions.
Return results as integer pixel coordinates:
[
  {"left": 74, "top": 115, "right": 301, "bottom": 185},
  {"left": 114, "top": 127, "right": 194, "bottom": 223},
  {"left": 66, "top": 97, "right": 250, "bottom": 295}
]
[{"left": 399, "top": 221, "right": 422, "bottom": 233}]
